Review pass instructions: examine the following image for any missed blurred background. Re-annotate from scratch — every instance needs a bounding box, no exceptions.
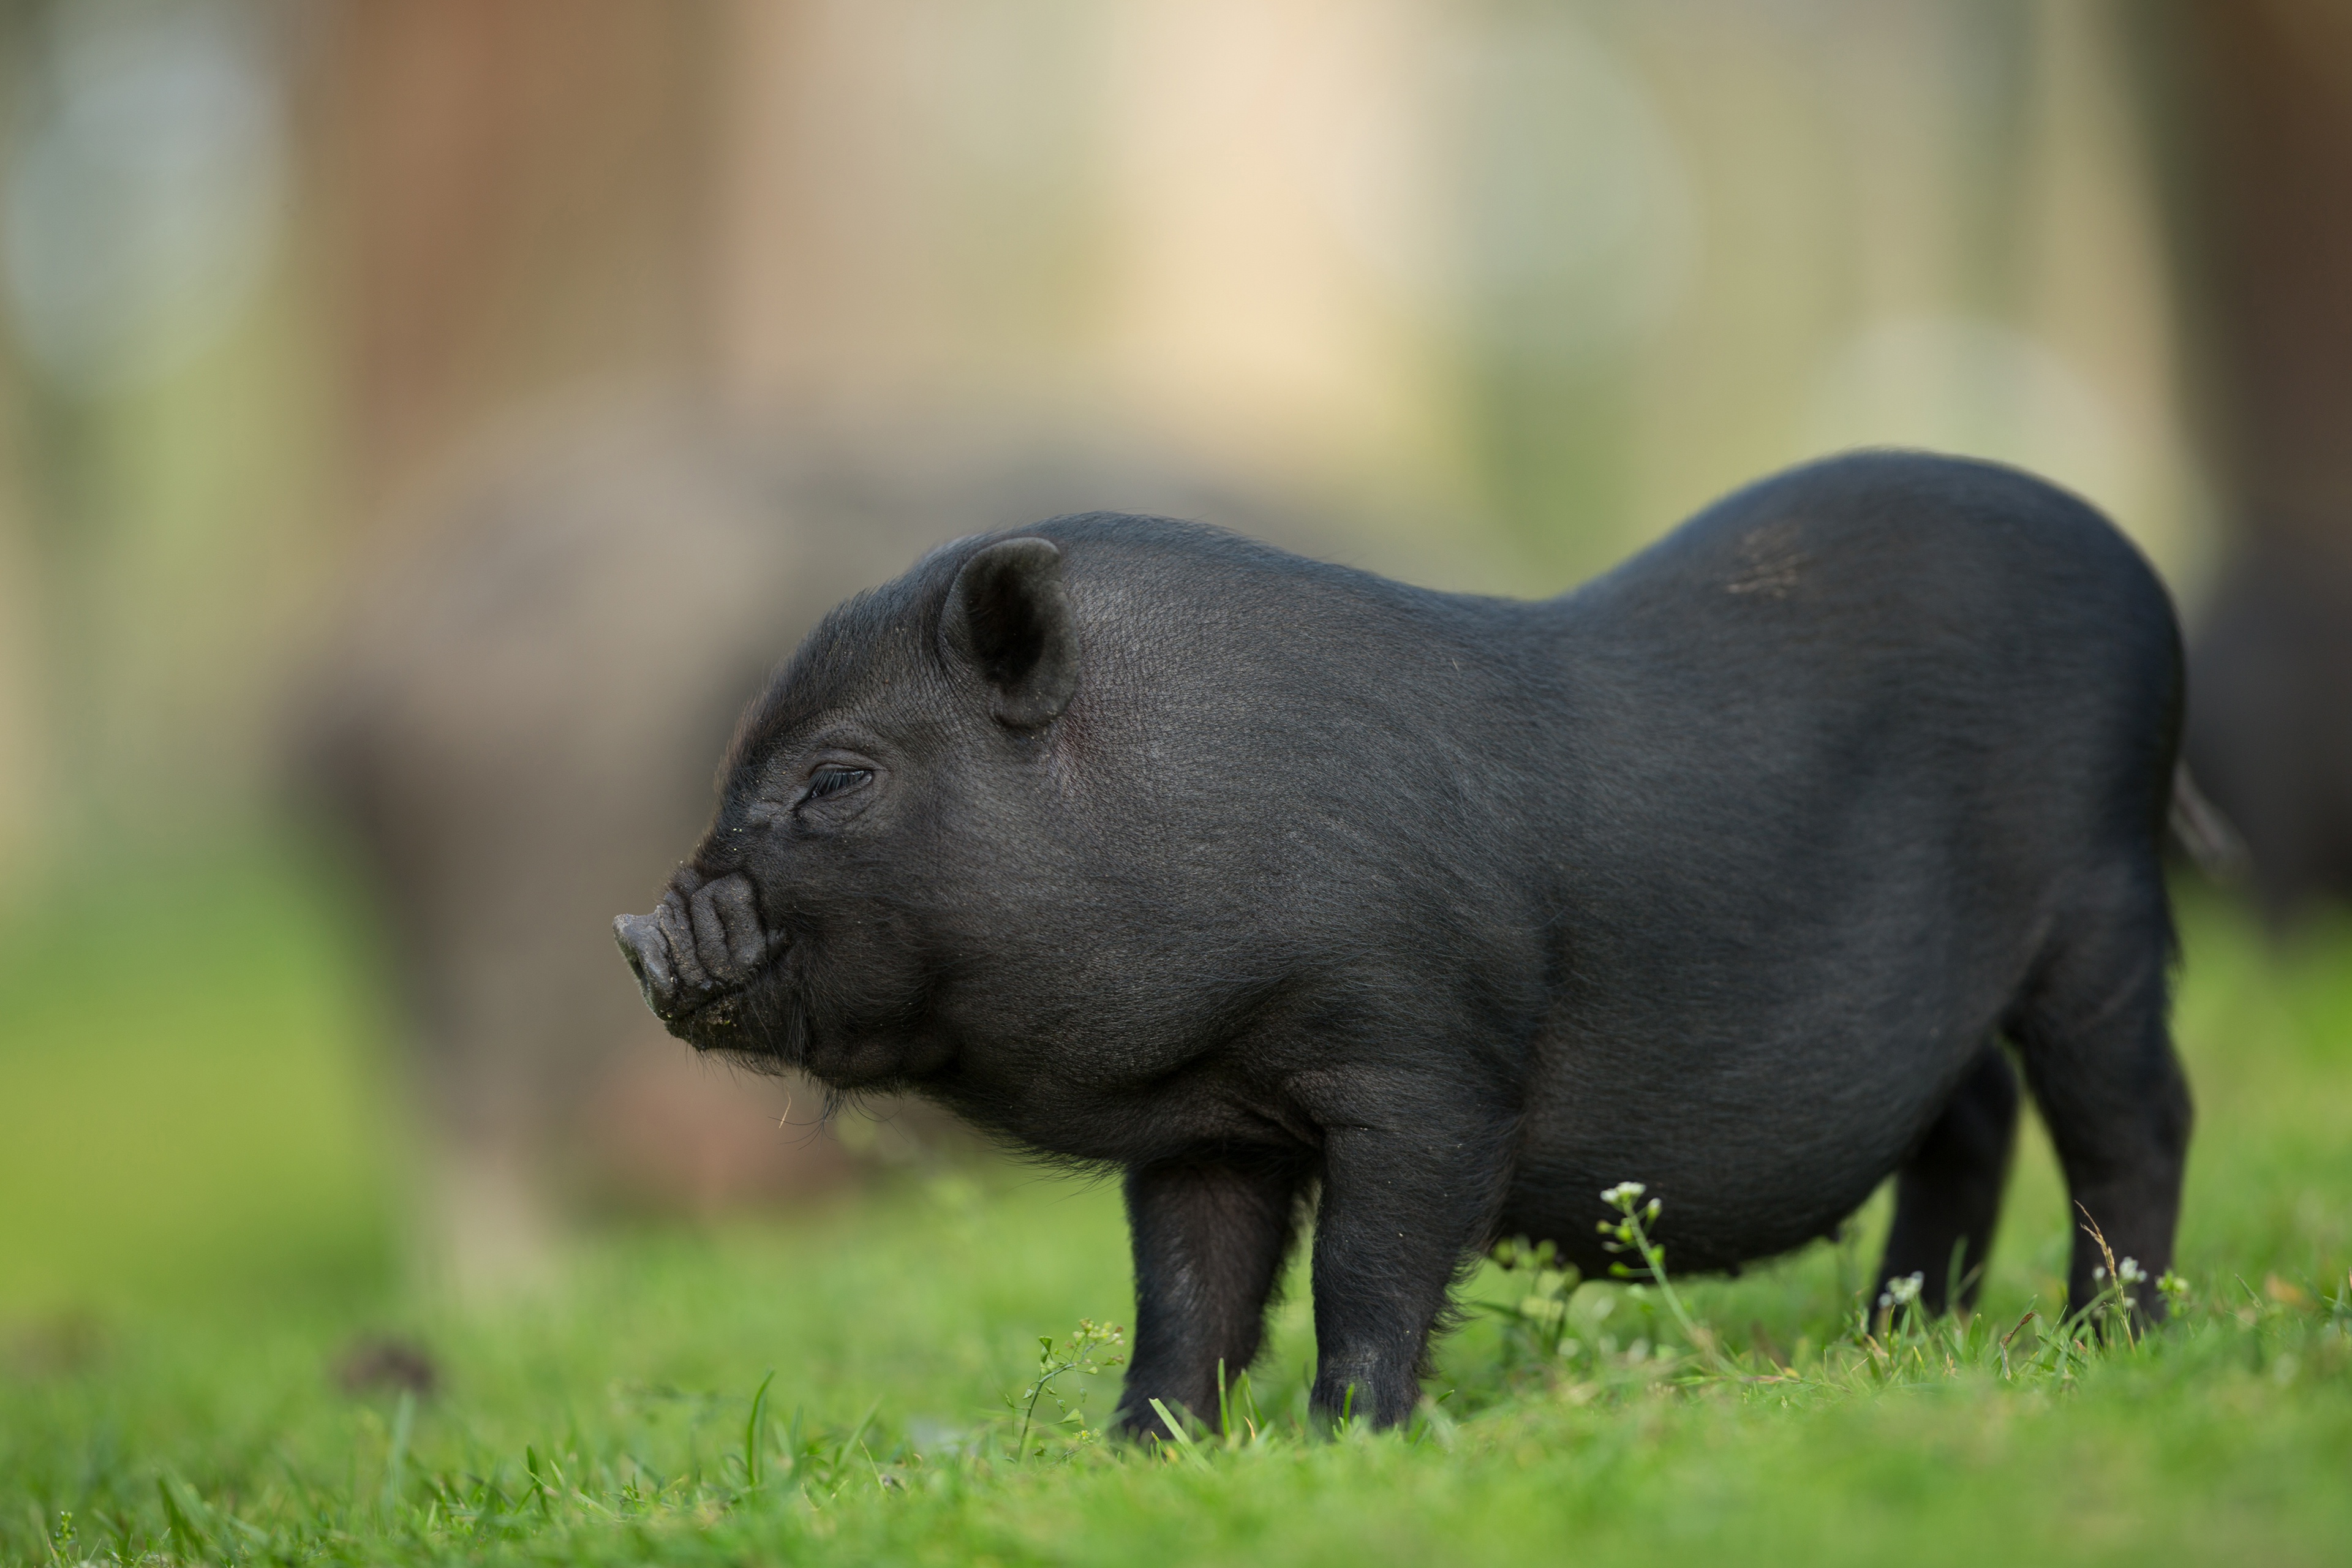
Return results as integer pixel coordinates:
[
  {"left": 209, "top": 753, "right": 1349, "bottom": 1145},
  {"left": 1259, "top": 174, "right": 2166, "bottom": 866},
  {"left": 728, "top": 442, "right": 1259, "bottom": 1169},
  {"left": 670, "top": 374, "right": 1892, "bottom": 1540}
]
[{"left": 1, "top": 0, "right": 2347, "bottom": 1313}]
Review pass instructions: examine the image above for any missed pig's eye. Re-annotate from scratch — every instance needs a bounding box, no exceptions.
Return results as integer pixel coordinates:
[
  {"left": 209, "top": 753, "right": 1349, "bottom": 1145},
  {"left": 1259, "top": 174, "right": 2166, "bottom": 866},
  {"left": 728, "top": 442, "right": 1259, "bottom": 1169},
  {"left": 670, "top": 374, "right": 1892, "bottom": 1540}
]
[{"left": 803, "top": 766, "right": 872, "bottom": 804}]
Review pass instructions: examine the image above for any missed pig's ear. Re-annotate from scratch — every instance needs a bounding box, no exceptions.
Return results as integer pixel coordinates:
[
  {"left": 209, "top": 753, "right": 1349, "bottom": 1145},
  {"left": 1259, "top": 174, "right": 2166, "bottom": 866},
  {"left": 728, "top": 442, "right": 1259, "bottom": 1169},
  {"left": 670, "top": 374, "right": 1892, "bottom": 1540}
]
[{"left": 941, "top": 537, "right": 1079, "bottom": 728}]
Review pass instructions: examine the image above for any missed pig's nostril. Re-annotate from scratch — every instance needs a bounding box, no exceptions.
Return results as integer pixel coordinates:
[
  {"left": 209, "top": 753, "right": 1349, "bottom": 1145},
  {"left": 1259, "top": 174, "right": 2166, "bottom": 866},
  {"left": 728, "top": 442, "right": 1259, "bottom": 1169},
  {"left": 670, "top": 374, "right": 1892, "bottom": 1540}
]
[{"left": 612, "top": 913, "right": 676, "bottom": 1015}]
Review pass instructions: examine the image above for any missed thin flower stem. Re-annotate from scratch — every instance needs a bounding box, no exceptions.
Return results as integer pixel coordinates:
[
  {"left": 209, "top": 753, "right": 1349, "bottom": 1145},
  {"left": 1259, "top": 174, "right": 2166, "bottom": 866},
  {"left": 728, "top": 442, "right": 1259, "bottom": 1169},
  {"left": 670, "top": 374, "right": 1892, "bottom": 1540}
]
[{"left": 1600, "top": 1184, "right": 1737, "bottom": 1377}]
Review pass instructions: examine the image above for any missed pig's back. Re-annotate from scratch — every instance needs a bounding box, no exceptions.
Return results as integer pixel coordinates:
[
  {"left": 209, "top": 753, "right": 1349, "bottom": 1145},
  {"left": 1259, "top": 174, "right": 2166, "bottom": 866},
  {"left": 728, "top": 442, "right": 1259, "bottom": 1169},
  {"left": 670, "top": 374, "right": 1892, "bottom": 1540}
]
[{"left": 1501, "top": 450, "right": 2181, "bottom": 1270}]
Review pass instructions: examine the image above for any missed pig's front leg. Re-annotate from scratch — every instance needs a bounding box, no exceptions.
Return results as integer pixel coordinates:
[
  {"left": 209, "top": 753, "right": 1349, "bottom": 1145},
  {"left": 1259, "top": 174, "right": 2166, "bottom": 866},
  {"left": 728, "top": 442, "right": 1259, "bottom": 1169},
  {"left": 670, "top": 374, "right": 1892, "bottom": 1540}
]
[
  {"left": 1114, "top": 1156, "right": 1310, "bottom": 1440},
  {"left": 1308, "top": 1115, "right": 1511, "bottom": 1429}
]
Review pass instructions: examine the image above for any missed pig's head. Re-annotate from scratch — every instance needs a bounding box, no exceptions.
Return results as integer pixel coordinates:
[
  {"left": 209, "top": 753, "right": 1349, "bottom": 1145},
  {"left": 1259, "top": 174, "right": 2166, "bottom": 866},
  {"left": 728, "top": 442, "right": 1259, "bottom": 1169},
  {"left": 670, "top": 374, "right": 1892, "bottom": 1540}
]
[{"left": 612, "top": 532, "right": 1091, "bottom": 1093}]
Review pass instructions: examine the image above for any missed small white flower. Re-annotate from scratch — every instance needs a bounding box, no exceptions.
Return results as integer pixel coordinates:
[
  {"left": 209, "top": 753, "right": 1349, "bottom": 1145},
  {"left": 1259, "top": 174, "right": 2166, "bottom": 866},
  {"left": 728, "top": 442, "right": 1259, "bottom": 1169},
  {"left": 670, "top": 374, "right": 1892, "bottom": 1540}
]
[
  {"left": 1600, "top": 1182, "right": 1646, "bottom": 1207},
  {"left": 1879, "top": 1271, "right": 1925, "bottom": 1310},
  {"left": 2117, "top": 1257, "right": 2147, "bottom": 1286}
]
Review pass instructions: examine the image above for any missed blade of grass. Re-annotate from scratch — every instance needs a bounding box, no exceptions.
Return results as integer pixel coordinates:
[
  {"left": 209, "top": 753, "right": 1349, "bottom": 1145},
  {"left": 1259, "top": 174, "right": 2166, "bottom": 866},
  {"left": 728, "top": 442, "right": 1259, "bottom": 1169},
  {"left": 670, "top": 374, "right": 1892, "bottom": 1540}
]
[
  {"left": 1146, "top": 1400, "right": 1210, "bottom": 1468},
  {"left": 381, "top": 1388, "right": 416, "bottom": 1515},
  {"left": 156, "top": 1478, "right": 207, "bottom": 1563},
  {"left": 742, "top": 1371, "right": 777, "bottom": 1490}
]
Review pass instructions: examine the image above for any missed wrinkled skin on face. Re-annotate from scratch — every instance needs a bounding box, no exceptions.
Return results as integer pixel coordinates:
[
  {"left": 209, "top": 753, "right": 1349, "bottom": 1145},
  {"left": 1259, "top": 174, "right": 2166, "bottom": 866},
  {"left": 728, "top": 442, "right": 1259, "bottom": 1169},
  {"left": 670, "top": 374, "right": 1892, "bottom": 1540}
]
[{"left": 617, "top": 460, "right": 2195, "bottom": 1445}]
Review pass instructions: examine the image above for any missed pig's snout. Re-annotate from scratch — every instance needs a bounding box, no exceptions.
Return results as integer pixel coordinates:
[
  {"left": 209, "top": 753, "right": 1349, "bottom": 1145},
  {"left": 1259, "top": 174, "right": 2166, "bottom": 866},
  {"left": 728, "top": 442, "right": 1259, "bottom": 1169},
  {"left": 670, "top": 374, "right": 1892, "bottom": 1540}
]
[
  {"left": 613, "top": 870, "right": 776, "bottom": 1025},
  {"left": 613, "top": 911, "right": 679, "bottom": 1018}
]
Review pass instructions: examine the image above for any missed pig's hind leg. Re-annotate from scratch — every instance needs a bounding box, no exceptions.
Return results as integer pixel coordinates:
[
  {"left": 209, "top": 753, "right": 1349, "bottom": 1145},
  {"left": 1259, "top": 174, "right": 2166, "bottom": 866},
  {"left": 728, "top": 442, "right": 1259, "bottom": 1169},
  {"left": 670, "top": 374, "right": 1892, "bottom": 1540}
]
[
  {"left": 1114, "top": 1156, "right": 1311, "bottom": 1441},
  {"left": 1875, "top": 1041, "right": 2019, "bottom": 1314},
  {"left": 2007, "top": 877, "right": 2192, "bottom": 1322}
]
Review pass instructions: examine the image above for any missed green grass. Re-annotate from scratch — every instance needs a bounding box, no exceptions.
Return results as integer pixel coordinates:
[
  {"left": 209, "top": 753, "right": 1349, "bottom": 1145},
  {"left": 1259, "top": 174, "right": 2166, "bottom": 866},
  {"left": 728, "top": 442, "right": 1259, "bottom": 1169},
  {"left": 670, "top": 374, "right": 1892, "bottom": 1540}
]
[
  {"left": 0, "top": 841, "right": 398, "bottom": 1313},
  {"left": 3, "top": 846, "right": 2350, "bottom": 1565}
]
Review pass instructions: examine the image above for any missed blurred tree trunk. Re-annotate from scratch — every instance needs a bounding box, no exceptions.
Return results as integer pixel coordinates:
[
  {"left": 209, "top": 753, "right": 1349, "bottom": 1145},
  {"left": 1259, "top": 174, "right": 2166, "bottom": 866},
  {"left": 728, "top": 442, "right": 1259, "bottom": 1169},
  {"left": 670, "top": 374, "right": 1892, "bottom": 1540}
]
[
  {"left": 2162, "top": 0, "right": 2352, "bottom": 912},
  {"left": 2174, "top": 1, "right": 2352, "bottom": 552},
  {"left": 298, "top": 0, "right": 720, "bottom": 514}
]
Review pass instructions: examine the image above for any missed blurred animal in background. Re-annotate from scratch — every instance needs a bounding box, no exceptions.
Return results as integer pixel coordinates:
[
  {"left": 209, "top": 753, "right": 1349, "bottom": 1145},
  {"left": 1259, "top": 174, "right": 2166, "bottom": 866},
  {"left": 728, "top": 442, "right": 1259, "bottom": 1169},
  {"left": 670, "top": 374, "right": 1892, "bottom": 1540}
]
[
  {"left": 300, "top": 400, "right": 1340, "bottom": 1292},
  {"left": 2183, "top": 542, "right": 2352, "bottom": 925}
]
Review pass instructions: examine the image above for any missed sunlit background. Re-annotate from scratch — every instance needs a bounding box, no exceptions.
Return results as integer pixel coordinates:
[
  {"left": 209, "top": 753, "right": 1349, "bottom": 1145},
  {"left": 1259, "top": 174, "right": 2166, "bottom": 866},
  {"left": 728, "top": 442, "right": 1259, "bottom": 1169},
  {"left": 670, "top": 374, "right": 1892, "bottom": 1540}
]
[{"left": 1, "top": 0, "right": 2345, "bottom": 1321}]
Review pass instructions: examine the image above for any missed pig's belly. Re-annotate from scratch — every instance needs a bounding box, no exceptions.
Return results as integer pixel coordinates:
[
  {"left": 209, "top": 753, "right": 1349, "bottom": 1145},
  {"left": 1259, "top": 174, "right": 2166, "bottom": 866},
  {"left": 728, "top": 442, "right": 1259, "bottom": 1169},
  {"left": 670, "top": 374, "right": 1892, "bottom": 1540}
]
[{"left": 1496, "top": 1020, "right": 1991, "bottom": 1276}]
